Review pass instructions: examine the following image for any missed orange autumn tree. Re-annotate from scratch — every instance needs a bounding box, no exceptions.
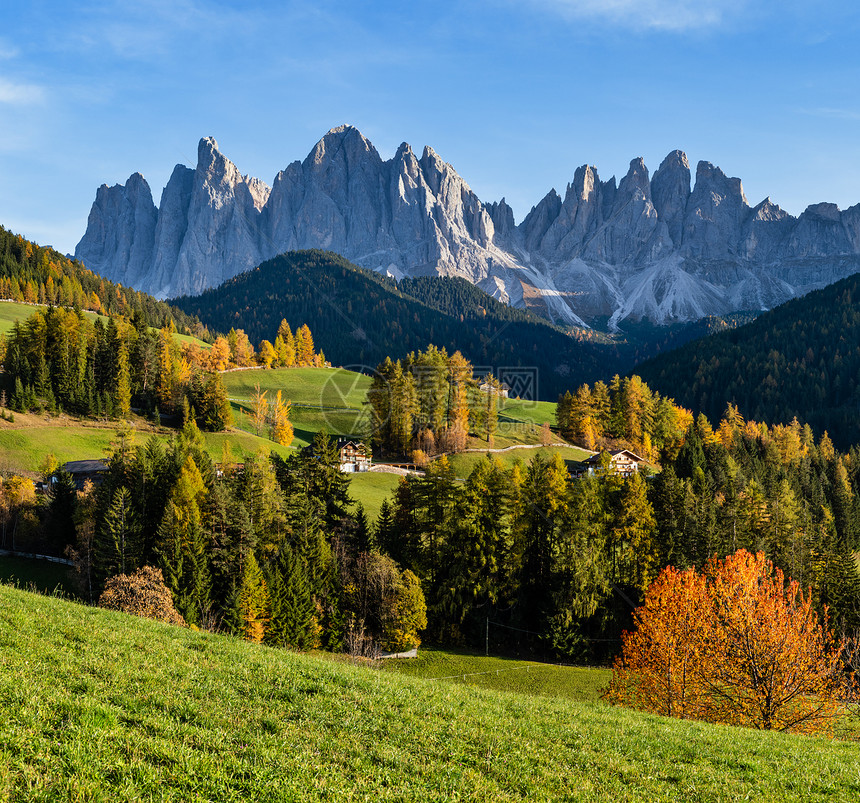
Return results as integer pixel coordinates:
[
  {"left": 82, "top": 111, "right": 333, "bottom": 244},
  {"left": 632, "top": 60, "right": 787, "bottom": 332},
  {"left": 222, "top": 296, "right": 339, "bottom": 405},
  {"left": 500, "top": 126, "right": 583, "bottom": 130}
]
[
  {"left": 605, "top": 565, "right": 711, "bottom": 720},
  {"left": 606, "top": 549, "right": 850, "bottom": 735}
]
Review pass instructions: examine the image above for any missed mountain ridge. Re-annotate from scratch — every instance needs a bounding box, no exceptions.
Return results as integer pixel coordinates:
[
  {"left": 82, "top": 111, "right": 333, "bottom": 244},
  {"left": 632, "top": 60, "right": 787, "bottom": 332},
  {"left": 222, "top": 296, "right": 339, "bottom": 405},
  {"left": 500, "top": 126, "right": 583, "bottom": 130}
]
[{"left": 76, "top": 125, "right": 860, "bottom": 329}]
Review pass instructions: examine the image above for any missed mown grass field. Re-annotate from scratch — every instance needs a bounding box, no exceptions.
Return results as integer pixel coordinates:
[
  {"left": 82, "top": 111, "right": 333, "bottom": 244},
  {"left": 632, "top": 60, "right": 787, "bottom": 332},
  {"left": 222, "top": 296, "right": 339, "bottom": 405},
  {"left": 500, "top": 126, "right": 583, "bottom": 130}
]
[
  {"left": 223, "top": 366, "right": 373, "bottom": 447},
  {"left": 446, "top": 445, "right": 592, "bottom": 479},
  {"left": 1, "top": 584, "right": 859, "bottom": 802},
  {"left": 0, "top": 301, "right": 103, "bottom": 336},
  {"left": 0, "top": 300, "right": 212, "bottom": 351},
  {"left": 0, "top": 417, "right": 293, "bottom": 476},
  {"left": 381, "top": 647, "right": 612, "bottom": 703},
  {"left": 349, "top": 471, "right": 402, "bottom": 521}
]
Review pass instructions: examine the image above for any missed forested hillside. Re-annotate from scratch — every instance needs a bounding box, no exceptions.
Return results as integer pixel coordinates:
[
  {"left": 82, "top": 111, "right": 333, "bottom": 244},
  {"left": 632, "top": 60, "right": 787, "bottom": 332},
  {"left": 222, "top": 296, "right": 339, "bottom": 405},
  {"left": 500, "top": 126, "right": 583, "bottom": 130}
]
[
  {"left": 635, "top": 272, "right": 860, "bottom": 449},
  {"left": 0, "top": 226, "right": 207, "bottom": 337},
  {"left": 173, "top": 250, "right": 619, "bottom": 399}
]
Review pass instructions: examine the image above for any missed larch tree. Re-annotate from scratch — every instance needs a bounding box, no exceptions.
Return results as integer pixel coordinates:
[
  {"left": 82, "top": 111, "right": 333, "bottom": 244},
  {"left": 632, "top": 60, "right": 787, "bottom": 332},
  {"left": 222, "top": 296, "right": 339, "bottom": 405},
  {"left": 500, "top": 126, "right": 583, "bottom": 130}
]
[
  {"left": 251, "top": 384, "right": 268, "bottom": 437},
  {"left": 258, "top": 339, "right": 277, "bottom": 369},
  {"left": 269, "top": 390, "right": 294, "bottom": 447},
  {"left": 208, "top": 336, "right": 231, "bottom": 372},
  {"left": 238, "top": 550, "right": 269, "bottom": 643}
]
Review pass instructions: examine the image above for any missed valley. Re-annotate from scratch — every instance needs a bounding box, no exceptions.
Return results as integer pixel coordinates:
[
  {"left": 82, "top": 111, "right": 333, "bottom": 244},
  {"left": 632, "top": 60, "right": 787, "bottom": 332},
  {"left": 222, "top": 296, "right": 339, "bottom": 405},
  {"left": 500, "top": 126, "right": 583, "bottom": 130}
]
[{"left": 6, "top": 4, "right": 860, "bottom": 799}]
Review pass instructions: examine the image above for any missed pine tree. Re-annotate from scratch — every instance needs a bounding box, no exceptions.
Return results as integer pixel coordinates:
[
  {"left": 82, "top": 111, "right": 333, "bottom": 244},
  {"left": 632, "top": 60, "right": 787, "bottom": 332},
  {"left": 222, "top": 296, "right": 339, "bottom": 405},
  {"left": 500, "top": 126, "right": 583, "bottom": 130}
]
[
  {"left": 279, "top": 545, "right": 317, "bottom": 648},
  {"left": 375, "top": 499, "right": 396, "bottom": 555},
  {"left": 94, "top": 486, "right": 142, "bottom": 590},
  {"left": 354, "top": 504, "right": 374, "bottom": 553}
]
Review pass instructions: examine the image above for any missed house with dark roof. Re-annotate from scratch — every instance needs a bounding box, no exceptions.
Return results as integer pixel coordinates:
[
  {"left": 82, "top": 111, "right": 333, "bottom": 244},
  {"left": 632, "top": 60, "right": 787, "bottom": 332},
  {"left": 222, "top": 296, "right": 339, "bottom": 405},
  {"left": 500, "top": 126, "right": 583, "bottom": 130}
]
[
  {"left": 335, "top": 439, "right": 371, "bottom": 473},
  {"left": 55, "top": 459, "right": 109, "bottom": 490}
]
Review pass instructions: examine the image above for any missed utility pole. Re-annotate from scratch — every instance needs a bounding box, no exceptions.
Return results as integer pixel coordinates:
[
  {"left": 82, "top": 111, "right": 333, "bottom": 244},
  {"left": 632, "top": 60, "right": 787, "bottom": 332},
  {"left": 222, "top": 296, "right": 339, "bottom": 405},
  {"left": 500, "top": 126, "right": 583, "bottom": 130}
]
[{"left": 486, "top": 617, "right": 489, "bottom": 657}]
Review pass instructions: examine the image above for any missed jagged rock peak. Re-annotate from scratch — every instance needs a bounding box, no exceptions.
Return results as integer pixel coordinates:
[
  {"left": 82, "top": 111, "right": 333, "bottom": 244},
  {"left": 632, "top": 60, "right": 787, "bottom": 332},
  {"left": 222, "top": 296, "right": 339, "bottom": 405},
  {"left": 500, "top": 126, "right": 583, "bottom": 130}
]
[
  {"left": 570, "top": 165, "right": 600, "bottom": 203},
  {"left": 75, "top": 127, "right": 860, "bottom": 329},
  {"left": 658, "top": 149, "right": 690, "bottom": 172},
  {"left": 803, "top": 202, "right": 841, "bottom": 220},
  {"left": 307, "top": 124, "right": 379, "bottom": 166},
  {"left": 619, "top": 157, "right": 651, "bottom": 200},
  {"left": 750, "top": 197, "right": 792, "bottom": 221},
  {"left": 694, "top": 160, "right": 748, "bottom": 206}
]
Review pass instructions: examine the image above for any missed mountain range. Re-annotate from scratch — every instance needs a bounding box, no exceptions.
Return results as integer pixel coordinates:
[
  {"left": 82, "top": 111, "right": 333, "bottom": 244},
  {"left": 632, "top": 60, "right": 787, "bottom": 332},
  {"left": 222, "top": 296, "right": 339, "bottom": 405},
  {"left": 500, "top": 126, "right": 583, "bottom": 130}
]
[{"left": 76, "top": 125, "right": 860, "bottom": 329}]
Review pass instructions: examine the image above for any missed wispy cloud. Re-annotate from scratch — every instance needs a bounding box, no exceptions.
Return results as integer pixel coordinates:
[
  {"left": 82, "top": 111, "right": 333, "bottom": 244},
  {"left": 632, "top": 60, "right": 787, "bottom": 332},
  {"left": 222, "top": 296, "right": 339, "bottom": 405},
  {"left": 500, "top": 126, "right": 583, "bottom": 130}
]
[
  {"left": 529, "top": 0, "right": 751, "bottom": 32},
  {"left": 58, "top": 0, "right": 253, "bottom": 61},
  {"left": 0, "top": 78, "right": 45, "bottom": 105}
]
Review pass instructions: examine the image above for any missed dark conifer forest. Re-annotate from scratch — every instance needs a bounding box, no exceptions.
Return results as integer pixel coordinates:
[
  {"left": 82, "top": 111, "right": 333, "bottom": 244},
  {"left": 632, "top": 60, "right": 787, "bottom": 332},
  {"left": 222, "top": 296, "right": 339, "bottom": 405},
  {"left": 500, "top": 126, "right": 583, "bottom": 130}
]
[
  {"left": 635, "top": 272, "right": 860, "bottom": 449},
  {"left": 173, "top": 250, "right": 621, "bottom": 399}
]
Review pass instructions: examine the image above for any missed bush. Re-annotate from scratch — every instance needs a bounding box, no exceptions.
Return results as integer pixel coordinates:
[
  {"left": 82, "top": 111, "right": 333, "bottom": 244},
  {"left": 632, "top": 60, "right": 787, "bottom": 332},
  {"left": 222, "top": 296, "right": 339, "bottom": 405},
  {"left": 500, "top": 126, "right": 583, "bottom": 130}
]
[{"left": 98, "top": 566, "right": 186, "bottom": 627}]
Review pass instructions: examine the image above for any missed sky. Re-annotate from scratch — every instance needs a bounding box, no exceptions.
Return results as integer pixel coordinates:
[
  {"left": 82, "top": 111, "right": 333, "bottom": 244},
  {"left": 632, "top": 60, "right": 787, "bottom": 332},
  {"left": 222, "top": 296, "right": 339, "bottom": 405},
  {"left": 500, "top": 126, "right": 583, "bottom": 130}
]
[{"left": 3, "top": 0, "right": 860, "bottom": 254}]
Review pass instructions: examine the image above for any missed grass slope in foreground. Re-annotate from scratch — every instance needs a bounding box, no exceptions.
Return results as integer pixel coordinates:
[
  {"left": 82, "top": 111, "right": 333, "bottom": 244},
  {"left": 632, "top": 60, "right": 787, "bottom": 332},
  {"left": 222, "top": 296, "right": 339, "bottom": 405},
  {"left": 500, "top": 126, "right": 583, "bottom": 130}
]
[{"left": 2, "top": 586, "right": 859, "bottom": 801}]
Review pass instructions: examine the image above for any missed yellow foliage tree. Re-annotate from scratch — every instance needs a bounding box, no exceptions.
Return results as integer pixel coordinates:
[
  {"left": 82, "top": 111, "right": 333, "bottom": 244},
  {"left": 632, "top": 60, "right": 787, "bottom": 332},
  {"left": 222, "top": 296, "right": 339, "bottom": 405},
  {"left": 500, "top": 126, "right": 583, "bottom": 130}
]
[
  {"left": 239, "top": 552, "right": 269, "bottom": 643},
  {"left": 269, "top": 390, "right": 294, "bottom": 447},
  {"left": 209, "top": 336, "right": 231, "bottom": 372},
  {"left": 258, "top": 339, "right": 276, "bottom": 368}
]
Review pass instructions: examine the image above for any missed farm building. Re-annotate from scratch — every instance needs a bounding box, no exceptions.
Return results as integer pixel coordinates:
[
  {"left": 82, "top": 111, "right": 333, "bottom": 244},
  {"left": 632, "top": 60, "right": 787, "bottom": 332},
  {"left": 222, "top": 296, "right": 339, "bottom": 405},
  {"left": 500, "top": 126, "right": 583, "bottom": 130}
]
[{"left": 582, "top": 449, "right": 646, "bottom": 478}]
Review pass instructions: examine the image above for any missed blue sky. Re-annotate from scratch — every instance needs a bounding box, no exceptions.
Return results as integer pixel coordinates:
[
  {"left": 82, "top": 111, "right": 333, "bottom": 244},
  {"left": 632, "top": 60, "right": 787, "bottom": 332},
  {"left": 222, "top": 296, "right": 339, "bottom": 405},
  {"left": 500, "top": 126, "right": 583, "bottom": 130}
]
[{"left": 3, "top": 0, "right": 860, "bottom": 254}]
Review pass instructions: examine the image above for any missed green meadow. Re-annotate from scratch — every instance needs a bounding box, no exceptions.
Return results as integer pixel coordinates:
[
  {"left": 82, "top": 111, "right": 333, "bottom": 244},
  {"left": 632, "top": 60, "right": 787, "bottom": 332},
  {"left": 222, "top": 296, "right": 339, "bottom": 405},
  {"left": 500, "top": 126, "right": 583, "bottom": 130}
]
[
  {"left": 0, "top": 300, "right": 104, "bottom": 336},
  {"left": 0, "top": 300, "right": 212, "bottom": 350},
  {"left": 446, "top": 444, "right": 592, "bottom": 479},
  {"left": 381, "top": 647, "right": 612, "bottom": 703},
  {"left": 223, "top": 366, "right": 373, "bottom": 446},
  {"left": 0, "top": 420, "right": 292, "bottom": 476},
  {"left": 1, "top": 584, "right": 859, "bottom": 802}
]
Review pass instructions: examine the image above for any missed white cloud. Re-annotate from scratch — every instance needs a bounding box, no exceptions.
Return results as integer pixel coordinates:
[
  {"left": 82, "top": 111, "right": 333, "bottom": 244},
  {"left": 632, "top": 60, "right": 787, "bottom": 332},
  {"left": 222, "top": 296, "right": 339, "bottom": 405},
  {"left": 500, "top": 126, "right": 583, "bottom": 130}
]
[
  {"left": 0, "top": 78, "right": 45, "bottom": 105},
  {"left": 530, "top": 0, "right": 750, "bottom": 32}
]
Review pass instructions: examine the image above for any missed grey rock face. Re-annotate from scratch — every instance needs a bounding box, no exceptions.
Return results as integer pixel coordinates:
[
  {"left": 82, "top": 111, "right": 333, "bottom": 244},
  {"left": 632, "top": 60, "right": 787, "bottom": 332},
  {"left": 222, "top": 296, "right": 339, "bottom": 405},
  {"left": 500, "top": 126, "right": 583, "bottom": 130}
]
[
  {"left": 75, "top": 127, "right": 860, "bottom": 328},
  {"left": 651, "top": 150, "right": 690, "bottom": 247},
  {"left": 75, "top": 173, "right": 157, "bottom": 288}
]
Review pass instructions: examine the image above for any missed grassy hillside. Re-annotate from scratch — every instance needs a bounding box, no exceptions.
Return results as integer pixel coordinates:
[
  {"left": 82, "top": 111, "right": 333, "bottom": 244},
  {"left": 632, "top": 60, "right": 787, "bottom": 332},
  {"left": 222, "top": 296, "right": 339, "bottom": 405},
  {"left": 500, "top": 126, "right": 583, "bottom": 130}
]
[
  {"left": 0, "top": 415, "right": 293, "bottom": 476},
  {"left": 0, "top": 555, "right": 74, "bottom": 595},
  {"left": 223, "top": 366, "right": 372, "bottom": 447},
  {"left": 0, "top": 300, "right": 101, "bottom": 336},
  {"left": 1, "top": 585, "right": 858, "bottom": 801},
  {"left": 223, "top": 366, "right": 563, "bottom": 451},
  {"left": 0, "top": 224, "right": 208, "bottom": 337},
  {"left": 382, "top": 648, "right": 612, "bottom": 703},
  {"left": 0, "top": 299, "right": 213, "bottom": 353}
]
